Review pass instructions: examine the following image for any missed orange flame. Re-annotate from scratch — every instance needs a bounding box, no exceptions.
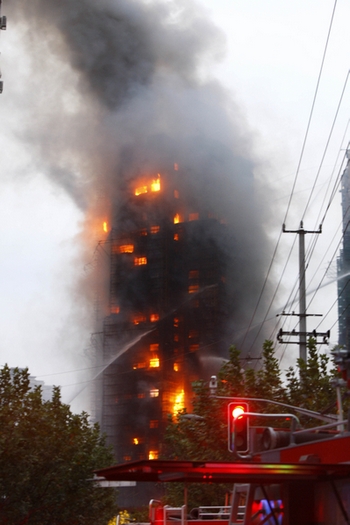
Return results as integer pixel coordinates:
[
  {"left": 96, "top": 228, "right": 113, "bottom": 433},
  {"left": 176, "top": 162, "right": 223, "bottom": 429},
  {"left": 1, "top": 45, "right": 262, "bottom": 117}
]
[
  {"left": 149, "top": 357, "right": 160, "bottom": 368},
  {"left": 133, "top": 314, "right": 146, "bottom": 325},
  {"left": 173, "top": 390, "right": 185, "bottom": 415},
  {"left": 103, "top": 221, "right": 108, "bottom": 232},
  {"left": 135, "top": 174, "right": 161, "bottom": 196},
  {"left": 135, "top": 185, "right": 148, "bottom": 196},
  {"left": 150, "top": 176, "right": 161, "bottom": 192},
  {"left": 174, "top": 213, "right": 180, "bottom": 224},
  {"left": 134, "top": 256, "right": 147, "bottom": 266},
  {"left": 111, "top": 306, "right": 120, "bottom": 314},
  {"left": 118, "top": 244, "right": 134, "bottom": 253}
]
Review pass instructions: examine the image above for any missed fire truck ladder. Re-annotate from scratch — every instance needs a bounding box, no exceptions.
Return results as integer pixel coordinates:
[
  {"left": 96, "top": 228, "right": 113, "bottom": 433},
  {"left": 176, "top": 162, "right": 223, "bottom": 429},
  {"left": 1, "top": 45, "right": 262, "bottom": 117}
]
[{"left": 230, "top": 484, "right": 283, "bottom": 525}]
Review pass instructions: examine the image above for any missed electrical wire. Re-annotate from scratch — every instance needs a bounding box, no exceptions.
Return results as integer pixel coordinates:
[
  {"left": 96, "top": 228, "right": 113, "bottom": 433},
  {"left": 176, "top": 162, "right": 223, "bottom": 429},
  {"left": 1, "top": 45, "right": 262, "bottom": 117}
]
[
  {"left": 240, "top": 0, "right": 339, "bottom": 352},
  {"left": 283, "top": 0, "right": 339, "bottom": 226},
  {"left": 301, "top": 70, "right": 350, "bottom": 225},
  {"left": 272, "top": 112, "right": 350, "bottom": 361}
]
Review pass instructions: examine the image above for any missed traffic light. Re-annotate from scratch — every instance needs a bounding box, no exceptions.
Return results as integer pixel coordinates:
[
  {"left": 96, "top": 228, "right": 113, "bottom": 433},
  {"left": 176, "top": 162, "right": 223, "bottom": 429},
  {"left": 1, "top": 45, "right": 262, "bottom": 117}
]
[{"left": 228, "top": 402, "right": 249, "bottom": 453}]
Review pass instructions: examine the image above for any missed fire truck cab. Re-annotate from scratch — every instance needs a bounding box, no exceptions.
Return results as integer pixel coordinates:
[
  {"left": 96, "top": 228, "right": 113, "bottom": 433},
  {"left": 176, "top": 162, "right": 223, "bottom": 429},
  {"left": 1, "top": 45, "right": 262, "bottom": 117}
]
[{"left": 96, "top": 426, "right": 350, "bottom": 525}]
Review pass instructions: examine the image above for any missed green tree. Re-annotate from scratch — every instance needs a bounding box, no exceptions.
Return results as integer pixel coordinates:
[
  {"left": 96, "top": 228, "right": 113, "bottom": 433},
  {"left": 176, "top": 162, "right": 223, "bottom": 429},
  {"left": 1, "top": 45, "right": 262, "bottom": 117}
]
[
  {"left": 285, "top": 338, "right": 339, "bottom": 425},
  {"left": 0, "top": 365, "right": 117, "bottom": 525},
  {"left": 163, "top": 340, "right": 340, "bottom": 507}
]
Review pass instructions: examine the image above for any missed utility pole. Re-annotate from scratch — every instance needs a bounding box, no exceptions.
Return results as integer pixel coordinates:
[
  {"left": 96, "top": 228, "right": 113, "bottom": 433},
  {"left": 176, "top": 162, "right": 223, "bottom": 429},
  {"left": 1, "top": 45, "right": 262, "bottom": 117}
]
[{"left": 278, "top": 221, "right": 329, "bottom": 361}]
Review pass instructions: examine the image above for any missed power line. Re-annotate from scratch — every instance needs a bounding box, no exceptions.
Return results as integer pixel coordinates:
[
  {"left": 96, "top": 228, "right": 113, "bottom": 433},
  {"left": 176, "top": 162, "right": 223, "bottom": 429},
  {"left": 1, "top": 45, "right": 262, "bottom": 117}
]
[
  {"left": 241, "top": 0, "right": 339, "bottom": 352},
  {"left": 283, "top": 0, "right": 338, "bottom": 226}
]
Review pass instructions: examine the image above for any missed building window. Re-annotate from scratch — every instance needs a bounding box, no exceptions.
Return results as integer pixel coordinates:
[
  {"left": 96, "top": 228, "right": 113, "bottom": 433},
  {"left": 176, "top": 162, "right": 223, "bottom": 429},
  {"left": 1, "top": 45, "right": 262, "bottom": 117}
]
[
  {"left": 134, "top": 256, "right": 147, "bottom": 266},
  {"left": 188, "top": 284, "right": 199, "bottom": 294},
  {"left": 188, "top": 330, "right": 199, "bottom": 339},
  {"left": 150, "top": 177, "right": 161, "bottom": 192},
  {"left": 149, "top": 357, "right": 160, "bottom": 368},
  {"left": 149, "top": 450, "right": 159, "bottom": 460},
  {"left": 137, "top": 393, "right": 146, "bottom": 399},
  {"left": 174, "top": 189, "right": 179, "bottom": 198},
  {"left": 174, "top": 334, "right": 179, "bottom": 342},
  {"left": 150, "top": 313, "right": 159, "bottom": 322},
  {"left": 189, "top": 270, "right": 199, "bottom": 279},
  {"left": 190, "top": 344, "right": 199, "bottom": 352},
  {"left": 173, "top": 317, "right": 179, "bottom": 327},
  {"left": 118, "top": 244, "right": 134, "bottom": 253},
  {"left": 150, "top": 389, "right": 159, "bottom": 397},
  {"left": 150, "top": 343, "right": 159, "bottom": 352},
  {"left": 173, "top": 362, "right": 180, "bottom": 372},
  {"left": 150, "top": 225, "right": 160, "bottom": 234},
  {"left": 150, "top": 420, "right": 159, "bottom": 428},
  {"left": 133, "top": 314, "right": 147, "bottom": 325},
  {"left": 189, "top": 212, "right": 199, "bottom": 221},
  {"left": 123, "top": 455, "right": 132, "bottom": 461},
  {"left": 111, "top": 305, "right": 120, "bottom": 314},
  {"left": 133, "top": 362, "right": 146, "bottom": 369},
  {"left": 174, "top": 213, "right": 180, "bottom": 224},
  {"left": 135, "top": 185, "right": 148, "bottom": 196}
]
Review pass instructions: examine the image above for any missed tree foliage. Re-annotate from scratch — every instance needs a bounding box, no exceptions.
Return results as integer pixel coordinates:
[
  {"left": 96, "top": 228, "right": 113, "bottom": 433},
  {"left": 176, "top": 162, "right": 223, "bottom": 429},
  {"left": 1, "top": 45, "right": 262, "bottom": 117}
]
[
  {"left": 163, "top": 339, "right": 340, "bottom": 507},
  {"left": 0, "top": 365, "right": 117, "bottom": 525}
]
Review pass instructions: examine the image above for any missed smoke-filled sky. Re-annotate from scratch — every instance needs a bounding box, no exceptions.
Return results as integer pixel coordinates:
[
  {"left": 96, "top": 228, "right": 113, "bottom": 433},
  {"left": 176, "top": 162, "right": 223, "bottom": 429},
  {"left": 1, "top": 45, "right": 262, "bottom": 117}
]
[{"left": 0, "top": 0, "right": 349, "bottom": 412}]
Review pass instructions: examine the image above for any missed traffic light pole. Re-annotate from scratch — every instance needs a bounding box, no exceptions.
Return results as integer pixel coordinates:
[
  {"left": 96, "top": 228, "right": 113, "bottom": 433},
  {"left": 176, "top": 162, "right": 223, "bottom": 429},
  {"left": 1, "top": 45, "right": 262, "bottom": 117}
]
[
  {"left": 282, "top": 221, "right": 323, "bottom": 361},
  {"left": 211, "top": 394, "right": 336, "bottom": 424}
]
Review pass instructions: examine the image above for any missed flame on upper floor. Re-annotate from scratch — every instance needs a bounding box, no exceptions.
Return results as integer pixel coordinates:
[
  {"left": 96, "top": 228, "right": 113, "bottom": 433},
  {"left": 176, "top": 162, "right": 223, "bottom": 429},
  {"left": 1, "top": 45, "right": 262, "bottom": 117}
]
[{"left": 135, "top": 174, "right": 161, "bottom": 196}]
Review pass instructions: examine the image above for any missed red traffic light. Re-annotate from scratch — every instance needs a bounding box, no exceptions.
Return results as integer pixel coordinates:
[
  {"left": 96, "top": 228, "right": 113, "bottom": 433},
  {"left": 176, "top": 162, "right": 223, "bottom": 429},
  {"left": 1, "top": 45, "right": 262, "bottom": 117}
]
[
  {"left": 231, "top": 405, "right": 246, "bottom": 420},
  {"left": 228, "top": 402, "right": 249, "bottom": 454}
]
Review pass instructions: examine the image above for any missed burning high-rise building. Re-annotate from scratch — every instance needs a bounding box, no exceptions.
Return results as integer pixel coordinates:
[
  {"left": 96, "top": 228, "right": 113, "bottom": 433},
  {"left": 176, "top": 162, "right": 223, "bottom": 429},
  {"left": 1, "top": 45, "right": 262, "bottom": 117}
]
[
  {"left": 7, "top": 0, "right": 278, "bottom": 469},
  {"left": 95, "top": 165, "right": 239, "bottom": 463}
]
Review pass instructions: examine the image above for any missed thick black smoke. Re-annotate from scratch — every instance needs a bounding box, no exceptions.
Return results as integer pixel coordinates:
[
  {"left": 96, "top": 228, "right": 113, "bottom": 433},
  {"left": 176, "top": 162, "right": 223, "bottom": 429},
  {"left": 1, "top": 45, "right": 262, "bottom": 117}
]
[{"left": 6, "top": 0, "right": 278, "bottom": 351}]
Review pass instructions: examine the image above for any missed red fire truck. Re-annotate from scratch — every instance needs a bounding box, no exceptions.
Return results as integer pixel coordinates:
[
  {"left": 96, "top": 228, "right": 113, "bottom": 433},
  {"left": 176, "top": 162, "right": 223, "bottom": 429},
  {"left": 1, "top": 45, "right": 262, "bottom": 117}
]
[
  {"left": 96, "top": 351, "right": 350, "bottom": 524},
  {"left": 97, "top": 416, "right": 350, "bottom": 524}
]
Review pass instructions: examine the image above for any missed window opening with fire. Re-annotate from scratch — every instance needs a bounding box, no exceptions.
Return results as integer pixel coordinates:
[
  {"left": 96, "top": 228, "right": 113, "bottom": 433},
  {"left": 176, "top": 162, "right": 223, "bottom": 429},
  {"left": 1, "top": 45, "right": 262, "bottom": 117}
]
[
  {"left": 135, "top": 175, "right": 161, "bottom": 196},
  {"left": 149, "top": 357, "right": 160, "bottom": 368},
  {"left": 134, "top": 256, "right": 147, "bottom": 266}
]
